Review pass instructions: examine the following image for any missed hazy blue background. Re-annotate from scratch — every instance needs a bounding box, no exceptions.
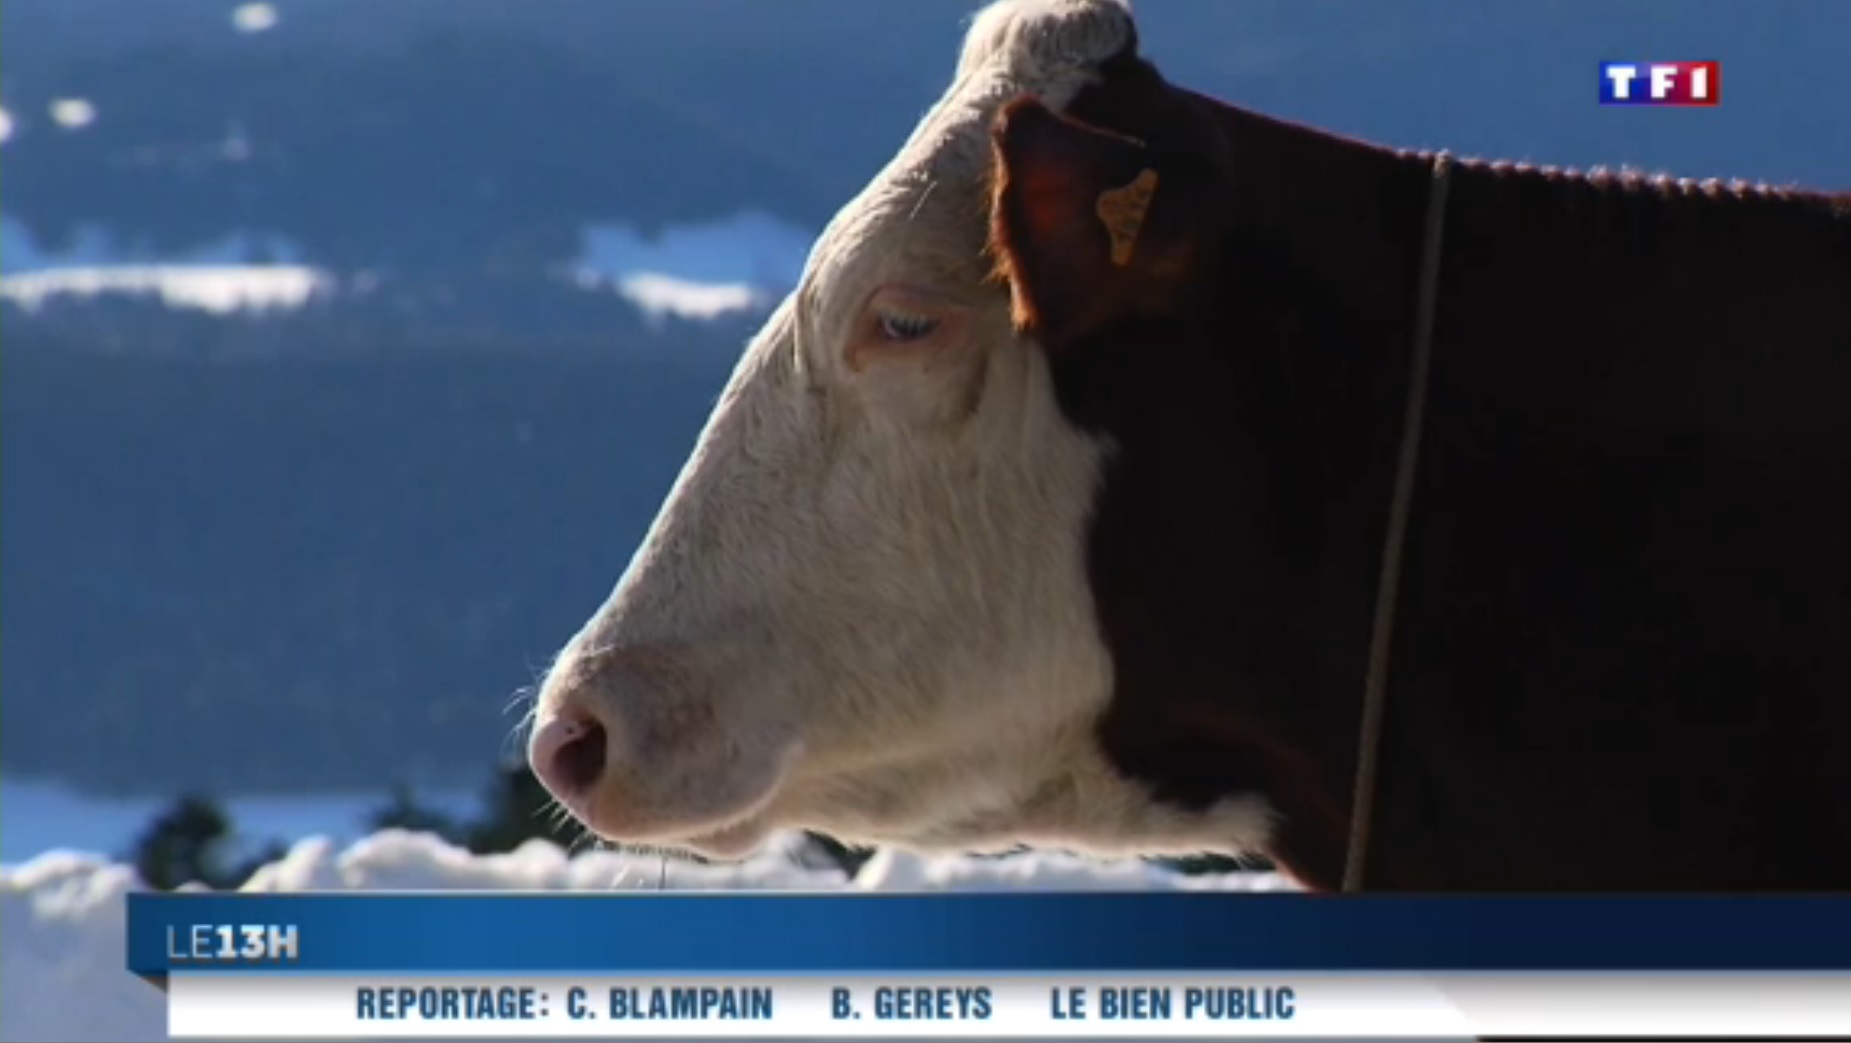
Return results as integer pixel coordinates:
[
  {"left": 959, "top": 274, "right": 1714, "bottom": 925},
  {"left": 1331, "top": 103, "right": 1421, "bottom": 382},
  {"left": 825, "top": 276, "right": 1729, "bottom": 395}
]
[{"left": 4, "top": 0, "right": 1847, "bottom": 860}]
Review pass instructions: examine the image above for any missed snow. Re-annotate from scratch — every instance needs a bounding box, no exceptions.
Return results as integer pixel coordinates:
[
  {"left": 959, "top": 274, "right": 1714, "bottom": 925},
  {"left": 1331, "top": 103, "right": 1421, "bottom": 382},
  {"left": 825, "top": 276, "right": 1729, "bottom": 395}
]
[
  {"left": 0, "top": 218, "right": 328, "bottom": 315},
  {"left": 613, "top": 271, "right": 767, "bottom": 323},
  {"left": 0, "top": 830, "right": 1291, "bottom": 1042},
  {"left": 574, "top": 211, "right": 811, "bottom": 293},
  {"left": 50, "top": 98, "right": 97, "bottom": 130},
  {"left": 0, "top": 265, "right": 331, "bottom": 314},
  {"left": 232, "top": 3, "right": 280, "bottom": 33},
  {"left": 573, "top": 210, "right": 813, "bottom": 322},
  {"left": 0, "top": 219, "right": 309, "bottom": 273},
  {"left": 0, "top": 210, "right": 815, "bottom": 321}
]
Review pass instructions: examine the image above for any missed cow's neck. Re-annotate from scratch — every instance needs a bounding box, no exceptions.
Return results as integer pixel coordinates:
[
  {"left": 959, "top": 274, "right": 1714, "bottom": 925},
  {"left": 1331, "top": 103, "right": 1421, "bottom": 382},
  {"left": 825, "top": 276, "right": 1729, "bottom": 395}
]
[
  {"left": 1069, "top": 78, "right": 1851, "bottom": 890},
  {"left": 1194, "top": 101, "right": 1448, "bottom": 890},
  {"left": 1058, "top": 86, "right": 1453, "bottom": 890}
]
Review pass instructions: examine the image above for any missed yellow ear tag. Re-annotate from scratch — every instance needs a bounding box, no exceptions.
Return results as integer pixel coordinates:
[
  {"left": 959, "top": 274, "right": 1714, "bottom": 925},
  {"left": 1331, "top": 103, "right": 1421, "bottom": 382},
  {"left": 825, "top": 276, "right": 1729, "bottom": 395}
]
[{"left": 1095, "top": 168, "right": 1159, "bottom": 267}]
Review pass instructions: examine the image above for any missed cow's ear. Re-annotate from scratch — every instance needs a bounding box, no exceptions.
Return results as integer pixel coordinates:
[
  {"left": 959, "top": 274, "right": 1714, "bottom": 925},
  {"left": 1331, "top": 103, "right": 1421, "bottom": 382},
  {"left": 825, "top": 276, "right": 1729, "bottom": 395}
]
[{"left": 989, "top": 97, "right": 1162, "bottom": 346}]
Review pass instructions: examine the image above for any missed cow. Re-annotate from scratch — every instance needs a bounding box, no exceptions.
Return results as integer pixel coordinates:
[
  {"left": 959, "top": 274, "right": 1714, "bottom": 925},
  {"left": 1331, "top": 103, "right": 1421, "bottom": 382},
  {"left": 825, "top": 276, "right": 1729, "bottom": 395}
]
[{"left": 528, "top": 0, "right": 1851, "bottom": 890}]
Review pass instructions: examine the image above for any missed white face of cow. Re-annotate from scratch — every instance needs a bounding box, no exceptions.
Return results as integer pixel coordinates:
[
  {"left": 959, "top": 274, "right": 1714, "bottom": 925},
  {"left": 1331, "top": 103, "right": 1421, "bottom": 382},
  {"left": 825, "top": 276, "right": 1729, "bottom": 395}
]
[{"left": 529, "top": 0, "right": 1273, "bottom": 863}]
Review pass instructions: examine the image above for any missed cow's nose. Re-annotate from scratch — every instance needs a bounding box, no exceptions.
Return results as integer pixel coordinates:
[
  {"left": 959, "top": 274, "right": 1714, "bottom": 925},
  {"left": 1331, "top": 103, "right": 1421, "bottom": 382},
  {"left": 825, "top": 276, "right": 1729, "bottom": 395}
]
[{"left": 529, "top": 706, "right": 610, "bottom": 800}]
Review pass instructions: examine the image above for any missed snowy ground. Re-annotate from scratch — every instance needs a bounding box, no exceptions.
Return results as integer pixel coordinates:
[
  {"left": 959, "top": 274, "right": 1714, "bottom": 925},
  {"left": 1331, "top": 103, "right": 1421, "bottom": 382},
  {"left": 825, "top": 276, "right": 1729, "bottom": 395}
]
[{"left": 0, "top": 831, "right": 1291, "bottom": 1042}]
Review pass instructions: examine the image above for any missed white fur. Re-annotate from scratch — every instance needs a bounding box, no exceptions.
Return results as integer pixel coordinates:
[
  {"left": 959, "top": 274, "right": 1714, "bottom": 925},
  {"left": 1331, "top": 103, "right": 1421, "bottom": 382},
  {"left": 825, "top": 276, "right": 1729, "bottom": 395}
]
[{"left": 531, "top": 0, "right": 1274, "bottom": 862}]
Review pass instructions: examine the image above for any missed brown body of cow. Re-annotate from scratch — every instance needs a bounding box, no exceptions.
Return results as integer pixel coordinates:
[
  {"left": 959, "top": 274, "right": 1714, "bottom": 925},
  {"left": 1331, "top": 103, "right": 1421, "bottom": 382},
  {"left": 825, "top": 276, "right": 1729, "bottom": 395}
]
[{"left": 989, "top": 34, "right": 1851, "bottom": 890}]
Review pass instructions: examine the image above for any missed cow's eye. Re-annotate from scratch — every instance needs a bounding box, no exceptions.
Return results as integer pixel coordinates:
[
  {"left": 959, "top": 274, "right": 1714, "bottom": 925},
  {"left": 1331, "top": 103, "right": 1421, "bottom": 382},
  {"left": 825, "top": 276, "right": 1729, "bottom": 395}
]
[
  {"left": 850, "top": 285, "right": 962, "bottom": 372},
  {"left": 877, "top": 310, "right": 940, "bottom": 342}
]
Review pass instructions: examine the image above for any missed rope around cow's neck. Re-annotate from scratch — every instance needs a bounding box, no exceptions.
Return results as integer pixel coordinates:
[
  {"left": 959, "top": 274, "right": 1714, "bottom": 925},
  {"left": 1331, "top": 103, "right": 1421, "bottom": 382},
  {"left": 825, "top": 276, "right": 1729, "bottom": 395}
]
[{"left": 1343, "top": 150, "right": 1454, "bottom": 894}]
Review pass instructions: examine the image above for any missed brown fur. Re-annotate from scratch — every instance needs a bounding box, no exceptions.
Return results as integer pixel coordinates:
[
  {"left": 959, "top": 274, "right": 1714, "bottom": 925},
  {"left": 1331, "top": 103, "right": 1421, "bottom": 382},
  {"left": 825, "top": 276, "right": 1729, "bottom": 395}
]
[{"left": 988, "top": 41, "right": 1851, "bottom": 890}]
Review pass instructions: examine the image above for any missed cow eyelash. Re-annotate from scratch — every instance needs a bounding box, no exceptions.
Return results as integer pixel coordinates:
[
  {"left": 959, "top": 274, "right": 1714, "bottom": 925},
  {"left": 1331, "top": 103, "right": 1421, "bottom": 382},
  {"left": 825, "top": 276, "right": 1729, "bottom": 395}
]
[{"left": 876, "top": 310, "right": 939, "bottom": 342}]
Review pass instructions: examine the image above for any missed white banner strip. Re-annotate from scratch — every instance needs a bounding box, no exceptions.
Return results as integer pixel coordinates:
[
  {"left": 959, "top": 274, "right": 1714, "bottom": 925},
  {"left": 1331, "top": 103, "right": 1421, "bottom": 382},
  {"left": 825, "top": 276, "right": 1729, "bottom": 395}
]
[{"left": 167, "top": 973, "right": 1851, "bottom": 1040}]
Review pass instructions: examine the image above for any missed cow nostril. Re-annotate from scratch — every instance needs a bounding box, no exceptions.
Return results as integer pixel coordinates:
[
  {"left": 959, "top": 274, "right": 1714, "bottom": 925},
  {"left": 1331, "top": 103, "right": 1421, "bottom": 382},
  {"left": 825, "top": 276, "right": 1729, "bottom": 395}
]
[
  {"left": 532, "top": 711, "right": 609, "bottom": 797},
  {"left": 554, "top": 717, "right": 608, "bottom": 792}
]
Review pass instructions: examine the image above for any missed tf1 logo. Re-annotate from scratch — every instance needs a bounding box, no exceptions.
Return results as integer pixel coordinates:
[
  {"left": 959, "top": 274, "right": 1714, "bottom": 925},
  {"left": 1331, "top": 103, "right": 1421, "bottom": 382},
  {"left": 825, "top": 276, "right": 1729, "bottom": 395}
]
[{"left": 1599, "top": 61, "right": 1721, "bottom": 106}]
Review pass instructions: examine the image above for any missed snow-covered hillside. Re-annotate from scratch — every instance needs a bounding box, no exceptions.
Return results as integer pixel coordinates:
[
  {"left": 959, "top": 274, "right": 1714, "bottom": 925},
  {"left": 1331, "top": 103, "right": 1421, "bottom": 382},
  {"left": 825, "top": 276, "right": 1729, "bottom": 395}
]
[
  {"left": 0, "top": 831, "right": 1292, "bottom": 1042},
  {"left": 0, "top": 211, "right": 814, "bottom": 322}
]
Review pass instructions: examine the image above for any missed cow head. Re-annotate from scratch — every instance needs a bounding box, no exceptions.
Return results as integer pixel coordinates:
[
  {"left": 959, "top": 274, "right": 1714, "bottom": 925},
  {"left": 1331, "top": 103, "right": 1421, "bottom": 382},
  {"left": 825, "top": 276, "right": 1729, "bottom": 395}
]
[{"left": 528, "top": 0, "right": 1274, "bottom": 864}]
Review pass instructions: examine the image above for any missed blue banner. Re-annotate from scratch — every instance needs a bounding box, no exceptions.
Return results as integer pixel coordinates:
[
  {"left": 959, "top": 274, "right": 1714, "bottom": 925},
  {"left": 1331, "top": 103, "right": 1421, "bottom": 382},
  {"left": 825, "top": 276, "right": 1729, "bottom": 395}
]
[{"left": 128, "top": 893, "right": 1851, "bottom": 978}]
